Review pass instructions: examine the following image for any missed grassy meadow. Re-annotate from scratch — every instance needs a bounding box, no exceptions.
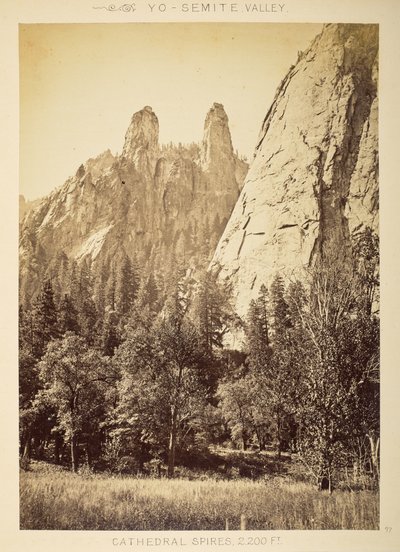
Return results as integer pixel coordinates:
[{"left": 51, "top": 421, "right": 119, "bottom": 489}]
[{"left": 20, "top": 461, "right": 379, "bottom": 530}]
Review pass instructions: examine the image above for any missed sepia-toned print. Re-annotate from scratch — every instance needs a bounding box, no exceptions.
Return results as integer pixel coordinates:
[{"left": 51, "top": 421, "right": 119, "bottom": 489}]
[{"left": 19, "top": 22, "right": 379, "bottom": 531}]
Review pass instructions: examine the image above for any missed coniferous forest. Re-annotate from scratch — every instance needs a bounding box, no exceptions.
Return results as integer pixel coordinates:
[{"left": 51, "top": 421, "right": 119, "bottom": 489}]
[{"left": 19, "top": 224, "right": 379, "bottom": 501}]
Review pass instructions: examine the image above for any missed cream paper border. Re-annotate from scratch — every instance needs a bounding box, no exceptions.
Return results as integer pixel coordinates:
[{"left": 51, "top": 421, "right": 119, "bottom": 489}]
[{"left": 1, "top": 0, "right": 399, "bottom": 551}]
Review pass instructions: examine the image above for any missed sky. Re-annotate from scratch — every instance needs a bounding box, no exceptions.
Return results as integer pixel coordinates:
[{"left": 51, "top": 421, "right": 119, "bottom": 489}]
[{"left": 20, "top": 22, "right": 322, "bottom": 200}]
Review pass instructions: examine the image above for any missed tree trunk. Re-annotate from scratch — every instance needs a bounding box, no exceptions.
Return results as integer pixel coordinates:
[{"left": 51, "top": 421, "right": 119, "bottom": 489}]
[
  {"left": 368, "top": 434, "right": 380, "bottom": 481},
  {"left": 255, "top": 428, "right": 265, "bottom": 451},
  {"left": 54, "top": 433, "right": 63, "bottom": 464},
  {"left": 35, "top": 436, "right": 45, "bottom": 460},
  {"left": 319, "top": 474, "right": 330, "bottom": 491},
  {"left": 139, "top": 442, "right": 146, "bottom": 472},
  {"left": 276, "top": 411, "right": 282, "bottom": 459},
  {"left": 22, "top": 430, "right": 31, "bottom": 460},
  {"left": 168, "top": 405, "right": 178, "bottom": 478},
  {"left": 319, "top": 462, "right": 333, "bottom": 493},
  {"left": 71, "top": 433, "right": 78, "bottom": 472},
  {"left": 85, "top": 439, "right": 92, "bottom": 468}
]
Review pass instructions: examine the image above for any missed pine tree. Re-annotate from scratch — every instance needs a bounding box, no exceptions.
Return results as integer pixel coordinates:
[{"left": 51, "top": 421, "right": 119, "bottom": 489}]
[
  {"left": 58, "top": 294, "right": 80, "bottom": 335},
  {"left": 163, "top": 255, "right": 189, "bottom": 326},
  {"left": 270, "top": 274, "right": 291, "bottom": 339},
  {"left": 19, "top": 303, "right": 34, "bottom": 356},
  {"left": 20, "top": 281, "right": 59, "bottom": 462},
  {"left": 246, "top": 278, "right": 297, "bottom": 458},
  {"left": 104, "top": 265, "right": 116, "bottom": 312},
  {"left": 79, "top": 258, "right": 93, "bottom": 304},
  {"left": 192, "top": 269, "right": 233, "bottom": 355},
  {"left": 19, "top": 304, "right": 39, "bottom": 461},
  {"left": 246, "top": 284, "right": 270, "bottom": 363},
  {"left": 93, "top": 260, "right": 108, "bottom": 315},
  {"left": 79, "top": 297, "right": 99, "bottom": 346},
  {"left": 31, "top": 279, "right": 59, "bottom": 359},
  {"left": 135, "top": 271, "right": 159, "bottom": 313},
  {"left": 102, "top": 311, "right": 120, "bottom": 357},
  {"left": 245, "top": 286, "right": 275, "bottom": 451},
  {"left": 114, "top": 253, "right": 139, "bottom": 315}
]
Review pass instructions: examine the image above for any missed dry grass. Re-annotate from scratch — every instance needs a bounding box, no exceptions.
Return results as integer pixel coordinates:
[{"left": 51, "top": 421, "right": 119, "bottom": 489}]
[{"left": 20, "top": 463, "right": 379, "bottom": 530}]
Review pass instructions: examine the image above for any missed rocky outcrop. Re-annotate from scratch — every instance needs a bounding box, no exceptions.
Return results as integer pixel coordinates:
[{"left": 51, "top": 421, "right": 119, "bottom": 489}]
[
  {"left": 19, "top": 195, "right": 41, "bottom": 223},
  {"left": 211, "top": 24, "right": 379, "bottom": 317},
  {"left": 201, "top": 102, "right": 234, "bottom": 170},
  {"left": 201, "top": 102, "right": 248, "bottom": 214},
  {"left": 19, "top": 104, "right": 247, "bottom": 301},
  {"left": 122, "top": 105, "right": 159, "bottom": 176}
]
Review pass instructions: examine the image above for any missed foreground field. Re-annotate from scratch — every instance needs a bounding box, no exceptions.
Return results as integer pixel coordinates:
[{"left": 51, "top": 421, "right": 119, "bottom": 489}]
[{"left": 20, "top": 463, "right": 379, "bottom": 530}]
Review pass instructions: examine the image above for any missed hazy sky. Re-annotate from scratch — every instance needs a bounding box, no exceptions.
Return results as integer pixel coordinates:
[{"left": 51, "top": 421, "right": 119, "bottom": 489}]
[{"left": 20, "top": 23, "right": 322, "bottom": 200}]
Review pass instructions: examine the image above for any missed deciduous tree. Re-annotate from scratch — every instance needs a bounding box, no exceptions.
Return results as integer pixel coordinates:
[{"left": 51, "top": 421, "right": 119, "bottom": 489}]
[{"left": 37, "top": 333, "right": 112, "bottom": 471}]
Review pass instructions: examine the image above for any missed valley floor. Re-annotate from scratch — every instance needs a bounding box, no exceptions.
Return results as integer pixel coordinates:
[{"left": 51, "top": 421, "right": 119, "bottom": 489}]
[{"left": 20, "top": 459, "right": 379, "bottom": 530}]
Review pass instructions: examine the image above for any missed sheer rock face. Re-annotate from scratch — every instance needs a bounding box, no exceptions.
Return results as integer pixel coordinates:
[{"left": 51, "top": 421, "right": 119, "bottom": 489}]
[
  {"left": 201, "top": 102, "right": 248, "bottom": 214},
  {"left": 211, "top": 24, "right": 379, "bottom": 318},
  {"left": 201, "top": 102, "right": 235, "bottom": 172},
  {"left": 121, "top": 105, "right": 159, "bottom": 176},
  {"left": 19, "top": 104, "right": 247, "bottom": 300}
]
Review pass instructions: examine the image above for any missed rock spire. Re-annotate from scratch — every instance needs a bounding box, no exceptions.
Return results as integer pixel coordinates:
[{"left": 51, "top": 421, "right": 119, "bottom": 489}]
[{"left": 122, "top": 106, "right": 159, "bottom": 174}]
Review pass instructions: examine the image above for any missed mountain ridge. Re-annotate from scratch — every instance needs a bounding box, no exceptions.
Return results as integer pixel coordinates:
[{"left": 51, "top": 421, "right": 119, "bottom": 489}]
[{"left": 19, "top": 103, "right": 248, "bottom": 304}]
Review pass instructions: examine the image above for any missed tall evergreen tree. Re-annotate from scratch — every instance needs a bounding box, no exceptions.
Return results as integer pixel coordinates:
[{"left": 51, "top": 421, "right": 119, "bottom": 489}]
[
  {"left": 135, "top": 271, "right": 159, "bottom": 314},
  {"left": 102, "top": 311, "right": 120, "bottom": 357},
  {"left": 78, "top": 258, "right": 93, "bottom": 304},
  {"left": 93, "top": 260, "right": 108, "bottom": 315},
  {"left": 245, "top": 279, "right": 297, "bottom": 458},
  {"left": 191, "top": 269, "right": 234, "bottom": 355},
  {"left": 30, "top": 279, "right": 59, "bottom": 359},
  {"left": 163, "top": 255, "right": 190, "bottom": 325},
  {"left": 270, "top": 274, "right": 291, "bottom": 339},
  {"left": 19, "top": 304, "right": 40, "bottom": 461},
  {"left": 104, "top": 265, "right": 116, "bottom": 312},
  {"left": 246, "top": 284, "right": 270, "bottom": 363},
  {"left": 58, "top": 293, "right": 80, "bottom": 335},
  {"left": 20, "top": 285, "right": 60, "bottom": 463},
  {"left": 79, "top": 296, "right": 99, "bottom": 346},
  {"left": 114, "top": 253, "right": 139, "bottom": 315},
  {"left": 19, "top": 303, "right": 34, "bottom": 356}
]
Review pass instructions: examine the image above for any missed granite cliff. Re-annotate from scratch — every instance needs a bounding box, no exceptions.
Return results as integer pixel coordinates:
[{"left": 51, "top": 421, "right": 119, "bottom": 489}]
[{"left": 211, "top": 24, "right": 379, "bottom": 317}]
